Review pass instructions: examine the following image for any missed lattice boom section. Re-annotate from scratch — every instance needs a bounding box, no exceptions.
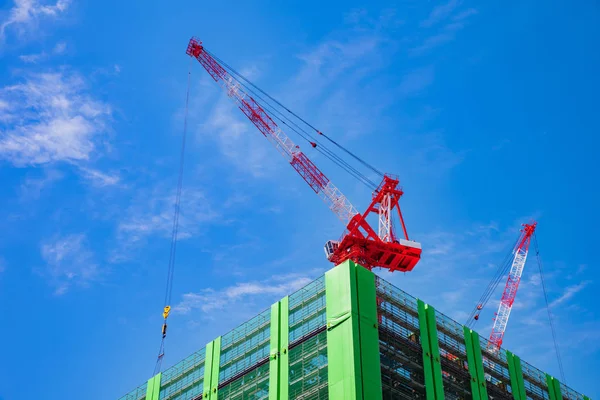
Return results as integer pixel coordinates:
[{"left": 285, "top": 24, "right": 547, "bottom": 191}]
[
  {"left": 289, "top": 329, "right": 328, "bottom": 400},
  {"left": 118, "top": 381, "right": 147, "bottom": 400},
  {"left": 219, "top": 308, "right": 271, "bottom": 384},
  {"left": 289, "top": 276, "right": 326, "bottom": 343},
  {"left": 435, "top": 311, "right": 472, "bottom": 399},
  {"left": 159, "top": 348, "right": 206, "bottom": 400},
  {"left": 376, "top": 277, "right": 427, "bottom": 399}
]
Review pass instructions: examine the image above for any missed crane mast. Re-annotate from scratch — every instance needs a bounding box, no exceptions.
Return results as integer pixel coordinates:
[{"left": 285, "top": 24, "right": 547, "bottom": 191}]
[
  {"left": 487, "top": 222, "right": 537, "bottom": 352},
  {"left": 186, "top": 37, "right": 422, "bottom": 272}
]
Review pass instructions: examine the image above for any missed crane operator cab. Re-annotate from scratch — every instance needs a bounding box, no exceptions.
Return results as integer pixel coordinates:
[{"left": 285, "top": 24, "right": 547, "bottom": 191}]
[{"left": 324, "top": 240, "right": 340, "bottom": 260}]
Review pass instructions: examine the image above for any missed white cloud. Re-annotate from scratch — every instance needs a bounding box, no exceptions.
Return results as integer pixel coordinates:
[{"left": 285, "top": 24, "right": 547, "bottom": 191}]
[
  {"left": 174, "top": 273, "right": 313, "bottom": 314},
  {"left": 40, "top": 233, "right": 99, "bottom": 295},
  {"left": 17, "top": 41, "right": 66, "bottom": 63},
  {"left": 0, "top": 70, "right": 112, "bottom": 166},
  {"left": 199, "top": 95, "right": 276, "bottom": 178},
  {"left": 550, "top": 281, "right": 590, "bottom": 309},
  {"left": 111, "top": 187, "right": 220, "bottom": 262},
  {"left": 411, "top": 5, "right": 478, "bottom": 56},
  {"left": 78, "top": 167, "right": 120, "bottom": 187},
  {"left": 52, "top": 40, "right": 66, "bottom": 54},
  {"left": 19, "top": 51, "right": 46, "bottom": 63},
  {"left": 19, "top": 168, "right": 63, "bottom": 199},
  {"left": 420, "top": 0, "right": 461, "bottom": 28},
  {"left": 0, "top": 0, "right": 70, "bottom": 42},
  {"left": 397, "top": 65, "right": 435, "bottom": 97}
]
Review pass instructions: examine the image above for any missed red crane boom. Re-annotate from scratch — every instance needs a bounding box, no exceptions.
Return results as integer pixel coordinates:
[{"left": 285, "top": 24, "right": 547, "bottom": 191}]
[{"left": 186, "top": 37, "right": 422, "bottom": 272}]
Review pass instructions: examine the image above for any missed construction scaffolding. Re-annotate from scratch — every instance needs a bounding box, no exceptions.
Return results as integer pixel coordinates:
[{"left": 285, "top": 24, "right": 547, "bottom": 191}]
[{"left": 119, "top": 261, "right": 591, "bottom": 400}]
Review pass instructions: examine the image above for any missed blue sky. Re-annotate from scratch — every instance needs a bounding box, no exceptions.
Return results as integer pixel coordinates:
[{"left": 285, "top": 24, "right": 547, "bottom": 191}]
[{"left": 0, "top": 0, "right": 598, "bottom": 399}]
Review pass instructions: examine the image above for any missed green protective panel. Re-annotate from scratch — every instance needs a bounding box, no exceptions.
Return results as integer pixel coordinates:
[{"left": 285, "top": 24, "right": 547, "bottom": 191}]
[
  {"left": 202, "top": 338, "right": 222, "bottom": 399},
  {"left": 355, "top": 264, "right": 383, "bottom": 400},
  {"left": 425, "top": 305, "right": 445, "bottom": 400},
  {"left": 471, "top": 330, "right": 489, "bottom": 400},
  {"left": 553, "top": 378, "right": 562, "bottom": 399},
  {"left": 280, "top": 296, "right": 289, "bottom": 400},
  {"left": 210, "top": 337, "right": 221, "bottom": 398},
  {"left": 268, "top": 296, "right": 289, "bottom": 400},
  {"left": 546, "top": 375, "right": 557, "bottom": 400},
  {"left": 145, "top": 373, "right": 161, "bottom": 400},
  {"left": 418, "top": 300, "right": 436, "bottom": 400},
  {"left": 203, "top": 340, "right": 215, "bottom": 399},
  {"left": 464, "top": 327, "right": 481, "bottom": 400},
  {"left": 269, "top": 300, "right": 281, "bottom": 400},
  {"left": 583, "top": 396, "right": 591, "bottom": 400},
  {"left": 325, "top": 260, "right": 362, "bottom": 400},
  {"left": 506, "top": 351, "right": 521, "bottom": 400},
  {"left": 513, "top": 355, "right": 527, "bottom": 400}
]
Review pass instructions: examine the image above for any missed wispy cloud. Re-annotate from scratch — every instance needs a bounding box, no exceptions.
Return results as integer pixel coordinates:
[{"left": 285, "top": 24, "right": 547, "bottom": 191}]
[
  {"left": 174, "top": 273, "right": 313, "bottom": 315},
  {"left": 397, "top": 65, "right": 435, "bottom": 97},
  {"left": 550, "top": 281, "right": 590, "bottom": 308},
  {"left": 19, "top": 168, "right": 63, "bottom": 200},
  {"left": 18, "top": 40, "right": 67, "bottom": 63},
  {"left": 411, "top": 4, "right": 478, "bottom": 56},
  {"left": 111, "top": 187, "right": 220, "bottom": 262},
  {"left": 78, "top": 167, "right": 120, "bottom": 187},
  {"left": 199, "top": 95, "right": 277, "bottom": 178},
  {"left": 40, "top": 233, "right": 99, "bottom": 295},
  {"left": 0, "top": 0, "right": 70, "bottom": 43},
  {"left": 0, "top": 70, "right": 112, "bottom": 166},
  {"left": 420, "top": 0, "right": 461, "bottom": 28}
]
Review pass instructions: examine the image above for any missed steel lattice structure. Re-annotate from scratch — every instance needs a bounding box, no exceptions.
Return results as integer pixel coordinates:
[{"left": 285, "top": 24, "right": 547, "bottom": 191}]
[{"left": 487, "top": 222, "right": 537, "bottom": 352}]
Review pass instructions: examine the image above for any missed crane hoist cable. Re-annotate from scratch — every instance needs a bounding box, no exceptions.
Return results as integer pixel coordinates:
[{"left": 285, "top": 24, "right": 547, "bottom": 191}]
[
  {"left": 153, "top": 60, "right": 192, "bottom": 375},
  {"left": 533, "top": 233, "right": 566, "bottom": 383},
  {"left": 465, "top": 235, "right": 520, "bottom": 328},
  {"left": 206, "top": 49, "right": 384, "bottom": 185},
  {"left": 214, "top": 59, "right": 379, "bottom": 190}
]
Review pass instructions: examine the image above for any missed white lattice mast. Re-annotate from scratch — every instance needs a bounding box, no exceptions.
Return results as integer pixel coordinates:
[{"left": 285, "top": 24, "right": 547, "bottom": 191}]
[{"left": 487, "top": 222, "right": 537, "bottom": 353}]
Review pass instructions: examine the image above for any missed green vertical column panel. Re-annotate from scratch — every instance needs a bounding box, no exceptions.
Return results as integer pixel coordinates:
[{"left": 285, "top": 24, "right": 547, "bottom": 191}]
[
  {"left": 145, "top": 372, "right": 162, "bottom": 400},
  {"left": 355, "top": 265, "right": 383, "bottom": 400},
  {"left": 325, "top": 260, "right": 362, "bottom": 400},
  {"left": 512, "top": 355, "right": 527, "bottom": 400},
  {"left": 470, "top": 330, "right": 489, "bottom": 400},
  {"left": 425, "top": 305, "right": 445, "bottom": 400},
  {"left": 268, "top": 296, "right": 289, "bottom": 400},
  {"left": 202, "top": 338, "right": 222, "bottom": 399},
  {"left": 210, "top": 337, "right": 221, "bottom": 399},
  {"left": 418, "top": 300, "right": 436, "bottom": 400},
  {"left": 269, "top": 301, "right": 281, "bottom": 400},
  {"left": 545, "top": 374, "right": 562, "bottom": 400},
  {"left": 280, "top": 296, "right": 289, "bottom": 400},
  {"left": 464, "top": 327, "right": 481, "bottom": 400},
  {"left": 506, "top": 351, "right": 522, "bottom": 400},
  {"left": 463, "top": 327, "right": 488, "bottom": 400},
  {"left": 203, "top": 340, "right": 215, "bottom": 399}
]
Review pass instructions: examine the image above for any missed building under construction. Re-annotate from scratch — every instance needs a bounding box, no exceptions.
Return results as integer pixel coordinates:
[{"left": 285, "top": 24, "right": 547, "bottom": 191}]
[{"left": 119, "top": 260, "right": 590, "bottom": 400}]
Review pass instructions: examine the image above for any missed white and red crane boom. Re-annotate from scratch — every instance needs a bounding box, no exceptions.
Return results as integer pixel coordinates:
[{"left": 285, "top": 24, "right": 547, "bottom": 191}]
[
  {"left": 486, "top": 222, "right": 537, "bottom": 352},
  {"left": 186, "top": 37, "right": 421, "bottom": 272}
]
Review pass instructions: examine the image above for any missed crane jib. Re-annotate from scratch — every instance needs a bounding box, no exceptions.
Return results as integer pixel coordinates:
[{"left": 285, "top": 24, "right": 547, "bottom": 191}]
[{"left": 290, "top": 152, "right": 329, "bottom": 193}]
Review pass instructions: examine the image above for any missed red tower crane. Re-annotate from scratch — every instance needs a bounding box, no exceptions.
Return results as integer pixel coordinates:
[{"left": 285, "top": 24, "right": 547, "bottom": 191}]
[{"left": 186, "top": 37, "right": 422, "bottom": 272}]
